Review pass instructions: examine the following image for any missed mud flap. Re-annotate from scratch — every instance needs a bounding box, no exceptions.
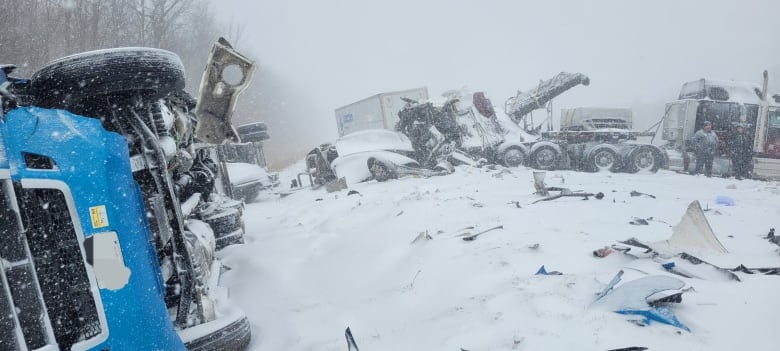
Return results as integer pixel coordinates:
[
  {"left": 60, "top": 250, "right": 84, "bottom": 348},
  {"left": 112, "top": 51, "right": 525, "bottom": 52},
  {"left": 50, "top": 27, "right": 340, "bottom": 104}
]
[{"left": 195, "top": 38, "right": 256, "bottom": 144}]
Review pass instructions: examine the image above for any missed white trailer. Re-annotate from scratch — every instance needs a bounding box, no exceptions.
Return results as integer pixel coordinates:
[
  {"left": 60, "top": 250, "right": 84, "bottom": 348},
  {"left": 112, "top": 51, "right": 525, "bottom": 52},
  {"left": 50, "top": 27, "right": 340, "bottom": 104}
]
[{"left": 335, "top": 87, "right": 428, "bottom": 137}]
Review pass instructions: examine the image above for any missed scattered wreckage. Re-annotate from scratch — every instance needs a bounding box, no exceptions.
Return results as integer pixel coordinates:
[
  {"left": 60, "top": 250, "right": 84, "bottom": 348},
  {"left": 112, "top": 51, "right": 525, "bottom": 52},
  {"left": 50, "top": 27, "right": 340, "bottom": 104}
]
[
  {"left": 304, "top": 129, "right": 457, "bottom": 188},
  {"left": 0, "top": 38, "right": 255, "bottom": 349},
  {"left": 322, "top": 72, "right": 667, "bottom": 184},
  {"left": 394, "top": 72, "right": 667, "bottom": 173},
  {"left": 588, "top": 199, "right": 779, "bottom": 333}
]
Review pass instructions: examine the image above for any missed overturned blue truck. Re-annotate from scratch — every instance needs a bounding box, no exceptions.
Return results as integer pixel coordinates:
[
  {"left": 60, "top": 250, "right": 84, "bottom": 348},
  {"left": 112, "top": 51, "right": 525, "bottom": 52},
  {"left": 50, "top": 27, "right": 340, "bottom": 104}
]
[{"left": 0, "top": 38, "right": 254, "bottom": 350}]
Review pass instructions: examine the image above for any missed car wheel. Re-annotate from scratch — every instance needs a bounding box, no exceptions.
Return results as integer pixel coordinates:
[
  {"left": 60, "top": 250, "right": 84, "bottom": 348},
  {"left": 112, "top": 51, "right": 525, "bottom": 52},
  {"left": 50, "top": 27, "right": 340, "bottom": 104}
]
[{"left": 31, "top": 48, "right": 185, "bottom": 109}]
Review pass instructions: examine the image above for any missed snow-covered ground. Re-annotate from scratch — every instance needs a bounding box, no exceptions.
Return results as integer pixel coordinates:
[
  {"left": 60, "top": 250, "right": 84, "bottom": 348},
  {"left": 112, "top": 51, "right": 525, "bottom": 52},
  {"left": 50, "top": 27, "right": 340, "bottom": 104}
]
[{"left": 219, "top": 166, "right": 780, "bottom": 351}]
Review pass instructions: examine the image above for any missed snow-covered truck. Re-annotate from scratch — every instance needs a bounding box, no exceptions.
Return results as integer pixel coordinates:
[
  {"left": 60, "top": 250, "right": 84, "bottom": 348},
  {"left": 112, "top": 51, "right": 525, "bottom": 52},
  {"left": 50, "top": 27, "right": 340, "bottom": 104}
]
[
  {"left": 502, "top": 73, "right": 667, "bottom": 173},
  {"left": 335, "top": 87, "right": 428, "bottom": 137},
  {"left": 0, "top": 39, "right": 253, "bottom": 350},
  {"left": 526, "top": 106, "right": 667, "bottom": 172},
  {"left": 660, "top": 71, "right": 780, "bottom": 179}
]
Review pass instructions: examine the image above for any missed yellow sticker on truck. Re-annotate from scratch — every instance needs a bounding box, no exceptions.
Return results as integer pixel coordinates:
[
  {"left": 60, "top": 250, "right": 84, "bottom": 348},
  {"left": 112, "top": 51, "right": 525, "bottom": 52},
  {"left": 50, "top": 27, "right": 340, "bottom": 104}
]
[{"left": 89, "top": 205, "right": 109, "bottom": 229}]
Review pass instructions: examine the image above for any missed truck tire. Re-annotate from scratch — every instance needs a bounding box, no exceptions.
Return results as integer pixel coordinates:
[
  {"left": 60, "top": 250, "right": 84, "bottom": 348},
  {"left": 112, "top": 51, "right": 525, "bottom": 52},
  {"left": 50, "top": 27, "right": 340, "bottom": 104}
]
[
  {"left": 500, "top": 147, "right": 526, "bottom": 167},
  {"left": 587, "top": 145, "right": 619, "bottom": 172},
  {"left": 530, "top": 145, "right": 558, "bottom": 170},
  {"left": 626, "top": 146, "right": 662, "bottom": 173},
  {"left": 31, "top": 48, "right": 185, "bottom": 109},
  {"left": 182, "top": 314, "right": 252, "bottom": 351}
]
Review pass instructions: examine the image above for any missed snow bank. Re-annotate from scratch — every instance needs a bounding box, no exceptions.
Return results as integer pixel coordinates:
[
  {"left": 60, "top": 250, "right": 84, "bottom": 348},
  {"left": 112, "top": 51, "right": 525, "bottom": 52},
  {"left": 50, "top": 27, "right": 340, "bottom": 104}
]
[{"left": 219, "top": 166, "right": 780, "bottom": 350}]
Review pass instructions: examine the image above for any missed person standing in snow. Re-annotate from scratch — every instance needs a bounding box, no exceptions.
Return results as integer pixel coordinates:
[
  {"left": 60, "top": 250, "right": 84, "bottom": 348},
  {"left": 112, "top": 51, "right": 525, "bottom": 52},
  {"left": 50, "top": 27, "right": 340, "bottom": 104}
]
[
  {"left": 691, "top": 121, "right": 718, "bottom": 176},
  {"left": 729, "top": 124, "right": 753, "bottom": 179}
]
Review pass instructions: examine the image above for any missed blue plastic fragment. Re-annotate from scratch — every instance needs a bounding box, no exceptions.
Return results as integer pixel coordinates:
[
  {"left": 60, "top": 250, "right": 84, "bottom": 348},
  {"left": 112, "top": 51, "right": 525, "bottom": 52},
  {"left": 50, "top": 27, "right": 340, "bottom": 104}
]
[
  {"left": 535, "top": 265, "right": 562, "bottom": 275},
  {"left": 662, "top": 262, "right": 675, "bottom": 271},
  {"left": 616, "top": 306, "right": 691, "bottom": 332},
  {"left": 715, "top": 195, "right": 735, "bottom": 206}
]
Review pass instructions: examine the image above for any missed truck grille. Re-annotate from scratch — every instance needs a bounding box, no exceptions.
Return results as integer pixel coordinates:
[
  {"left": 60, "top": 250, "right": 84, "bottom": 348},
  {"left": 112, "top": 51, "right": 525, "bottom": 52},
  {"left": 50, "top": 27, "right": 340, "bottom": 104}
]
[{"left": 20, "top": 188, "right": 102, "bottom": 350}]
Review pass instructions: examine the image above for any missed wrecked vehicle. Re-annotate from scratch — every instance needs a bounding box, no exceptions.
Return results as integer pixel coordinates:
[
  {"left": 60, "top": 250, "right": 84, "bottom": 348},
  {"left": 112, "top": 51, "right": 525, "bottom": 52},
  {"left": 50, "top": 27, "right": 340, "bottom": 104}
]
[
  {"left": 0, "top": 38, "right": 253, "bottom": 350},
  {"left": 394, "top": 72, "right": 667, "bottom": 173},
  {"left": 661, "top": 71, "right": 780, "bottom": 179},
  {"left": 212, "top": 121, "right": 279, "bottom": 202},
  {"left": 305, "top": 129, "right": 450, "bottom": 187},
  {"left": 334, "top": 87, "right": 429, "bottom": 137}
]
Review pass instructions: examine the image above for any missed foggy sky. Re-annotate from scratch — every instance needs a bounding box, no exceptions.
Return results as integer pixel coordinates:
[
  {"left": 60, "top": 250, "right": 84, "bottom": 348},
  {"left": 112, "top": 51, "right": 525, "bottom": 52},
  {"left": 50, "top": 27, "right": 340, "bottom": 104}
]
[{"left": 214, "top": 0, "right": 780, "bottom": 168}]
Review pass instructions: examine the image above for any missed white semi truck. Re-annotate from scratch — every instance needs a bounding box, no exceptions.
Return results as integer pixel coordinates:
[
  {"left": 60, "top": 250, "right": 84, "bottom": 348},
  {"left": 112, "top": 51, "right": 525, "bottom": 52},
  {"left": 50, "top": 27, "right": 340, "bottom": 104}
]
[
  {"left": 660, "top": 71, "right": 780, "bottom": 180},
  {"left": 334, "top": 87, "right": 428, "bottom": 137}
]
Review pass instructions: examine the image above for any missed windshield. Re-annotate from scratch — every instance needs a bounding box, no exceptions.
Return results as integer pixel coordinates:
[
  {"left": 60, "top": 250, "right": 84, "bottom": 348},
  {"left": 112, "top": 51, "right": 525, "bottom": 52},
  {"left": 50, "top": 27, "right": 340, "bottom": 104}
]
[
  {"left": 769, "top": 108, "right": 780, "bottom": 129},
  {"left": 697, "top": 101, "right": 758, "bottom": 132}
]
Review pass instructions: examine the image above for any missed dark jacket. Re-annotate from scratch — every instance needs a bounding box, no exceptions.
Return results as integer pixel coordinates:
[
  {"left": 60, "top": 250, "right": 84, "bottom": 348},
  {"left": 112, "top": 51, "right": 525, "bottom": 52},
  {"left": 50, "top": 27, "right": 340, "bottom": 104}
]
[{"left": 729, "top": 133, "right": 753, "bottom": 159}]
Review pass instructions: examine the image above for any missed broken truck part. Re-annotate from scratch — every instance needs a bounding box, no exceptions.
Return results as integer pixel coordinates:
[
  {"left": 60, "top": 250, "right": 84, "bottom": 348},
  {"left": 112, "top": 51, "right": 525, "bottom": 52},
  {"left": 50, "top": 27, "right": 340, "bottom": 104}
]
[
  {"left": 391, "top": 72, "right": 667, "bottom": 173},
  {"left": 196, "top": 37, "right": 256, "bottom": 144},
  {"left": 0, "top": 38, "right": 253, "bottom": 350}
]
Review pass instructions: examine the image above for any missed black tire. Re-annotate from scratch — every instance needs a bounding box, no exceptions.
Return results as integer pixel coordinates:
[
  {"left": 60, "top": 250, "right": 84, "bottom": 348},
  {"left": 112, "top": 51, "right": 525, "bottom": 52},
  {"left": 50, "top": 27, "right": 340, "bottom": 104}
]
[
  {"left": 500, "top": 147, "right": 526, "bottom": 167},
  {"left": 368, "top": 158, "right": 395, "bottom": 182},
  {"left": 183, "top": 314, "right": 252, "bottom": 351},
  {"left": 202, "top": 207, "right": 245, "bottom": 250},
  {"left": 31, "top": 48, "right": 185, "bottom": 109},
  {"left": 626, "top": 146, "right": 662, "bottom": 173},
  {"left": 587, "top": 146, "right": 619, "bottom": 172},
  {"left": 240, "top": 131, "right": 270, "bottom": 143},
  {"left": 529, "top": 145, "right": 558, "bottom": 170},
  {"left": 236, "top": 122, "right": 268, "bottom": 135}
]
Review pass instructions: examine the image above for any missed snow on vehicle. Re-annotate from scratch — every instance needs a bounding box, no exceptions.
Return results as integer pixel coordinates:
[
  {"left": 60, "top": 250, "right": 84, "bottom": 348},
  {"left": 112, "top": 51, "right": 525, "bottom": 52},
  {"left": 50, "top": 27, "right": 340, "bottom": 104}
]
[
  {"left": 502, "top": 73, "right": 666, "bottom": 173},
  {"left": 660, "top": 71, "right": 780, "bottom": 179},
  {"left": 305, "top": 129, "right": 448, "bottom": 187},
  {"left": 212, "top": 121, "right": 279, "bottom": 203},
  {"left": 393, "top": 72, "right": 666, "bottom": 173},
  {"left": 0, "top": 38, "right": 253, "bottom": 350},
  {"left": 752, "top": 72, "right": 780, "bottom": 180},
  {"left": 334, "top": 87, "right": 429, "bottom": 137},
  {"left": 534, "top": 107, "right": 667, "bottom": 173}
]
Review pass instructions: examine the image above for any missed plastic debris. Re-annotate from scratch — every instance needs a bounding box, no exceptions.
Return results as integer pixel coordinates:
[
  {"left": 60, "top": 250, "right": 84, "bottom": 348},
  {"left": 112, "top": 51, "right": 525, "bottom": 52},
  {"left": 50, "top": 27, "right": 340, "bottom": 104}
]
[
  {"left": 535, "top": 265, "right": 563, "bottom": 275},
  {"left": 715, "top": 195, "right": 735, "bottom": 206},
  {"left": 593, "top": 246, "right": 614, "bottom": 257},
  {"left": 462, "top": 225, "right": 504, "bottom": 241},
  {"left": 630, "top": 190, "right": 656, "bottom": 199},
  {"left": 616, "top": 306, "right": 690, "bottom": 332}
]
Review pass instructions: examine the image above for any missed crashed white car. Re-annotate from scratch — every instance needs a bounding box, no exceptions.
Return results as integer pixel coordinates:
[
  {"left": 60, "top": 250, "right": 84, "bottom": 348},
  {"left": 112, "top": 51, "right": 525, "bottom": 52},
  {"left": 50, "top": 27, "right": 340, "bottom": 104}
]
[{"left": 306, "top": 129, "right": 452, "bottom": 186}]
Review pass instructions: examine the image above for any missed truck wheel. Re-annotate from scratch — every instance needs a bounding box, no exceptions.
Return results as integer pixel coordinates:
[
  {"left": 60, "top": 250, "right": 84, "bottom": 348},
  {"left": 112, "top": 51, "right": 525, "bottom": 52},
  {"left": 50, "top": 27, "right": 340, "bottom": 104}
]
[
  {"left": 587, "top": 146, "right": 619, "bottom": 172},
  {"left": 500, "top": 147, "right": 526, "bottom": 167},
  {"left": 182, "top": 313, "right": 252, "bottom": 351},
  {"left": 627, "top": 146, "right": 661, "bottom": 173},
  {"left": 530, "top": 145, "right": 558, "bottom": 170},
  {"left": 31, "top": 48, "right": 185, "bottom": 109}
]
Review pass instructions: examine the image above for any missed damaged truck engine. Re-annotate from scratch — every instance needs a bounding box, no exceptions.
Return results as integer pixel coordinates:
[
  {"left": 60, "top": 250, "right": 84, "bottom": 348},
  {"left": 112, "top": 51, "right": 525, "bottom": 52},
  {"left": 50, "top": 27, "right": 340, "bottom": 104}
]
[{"left": 0, "top": 38, "right": 254, "bottom": 350}]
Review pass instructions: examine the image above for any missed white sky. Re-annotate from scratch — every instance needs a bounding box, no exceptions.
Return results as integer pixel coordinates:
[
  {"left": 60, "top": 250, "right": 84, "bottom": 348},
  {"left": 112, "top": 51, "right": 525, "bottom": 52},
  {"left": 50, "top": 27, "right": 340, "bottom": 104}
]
[{"left": 214, "top": 0, "right": 780, "bottom": 165}]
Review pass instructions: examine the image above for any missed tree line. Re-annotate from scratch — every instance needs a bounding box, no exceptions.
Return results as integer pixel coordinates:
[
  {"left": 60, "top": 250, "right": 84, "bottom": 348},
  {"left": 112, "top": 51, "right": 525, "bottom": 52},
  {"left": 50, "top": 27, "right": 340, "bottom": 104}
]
[{"left": 0, "top": 0, "right": 231, "bottom": 88}]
